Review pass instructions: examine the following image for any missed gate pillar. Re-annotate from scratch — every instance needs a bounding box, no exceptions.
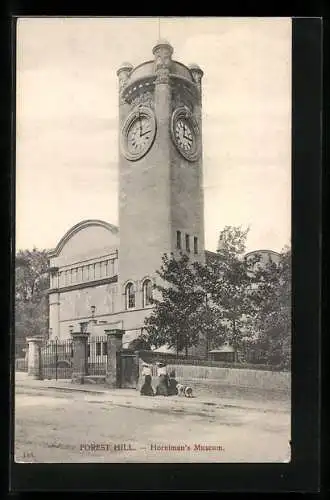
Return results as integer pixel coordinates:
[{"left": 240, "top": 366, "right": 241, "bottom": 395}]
[
  {"left": 26, "top": 336, "right": 44, "bottom": 380},
  {"left": 71, "top": 323, "right": 90, "bottom": 384},
  {"left": 105, "top": 329, "right": 124, "bottom": 388}
]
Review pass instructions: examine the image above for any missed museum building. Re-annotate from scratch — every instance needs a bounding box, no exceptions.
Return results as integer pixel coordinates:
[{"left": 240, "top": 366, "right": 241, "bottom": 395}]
[{"left": 47, "top": 40, "right": 279, "bottom": 349}]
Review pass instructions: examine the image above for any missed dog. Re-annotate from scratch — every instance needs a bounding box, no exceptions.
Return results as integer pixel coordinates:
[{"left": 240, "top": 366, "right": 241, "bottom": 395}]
[{"left": 176, "top": 383, "right": 193, "bottom": 398}]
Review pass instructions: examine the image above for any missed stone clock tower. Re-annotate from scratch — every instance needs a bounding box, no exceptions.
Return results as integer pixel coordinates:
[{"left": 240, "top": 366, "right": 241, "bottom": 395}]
[{"left": 117, "top": 40, "right": 205, "bottom": 310}]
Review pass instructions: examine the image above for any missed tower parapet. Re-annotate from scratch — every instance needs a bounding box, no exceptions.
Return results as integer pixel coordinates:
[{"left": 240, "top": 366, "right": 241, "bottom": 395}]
[{"left": 116, "top": 41, "right": 203, "bottom": 109}]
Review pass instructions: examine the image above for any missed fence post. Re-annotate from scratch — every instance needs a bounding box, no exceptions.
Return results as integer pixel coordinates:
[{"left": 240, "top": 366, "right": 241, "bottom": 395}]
[
  {"left": 26, "top": 336, "right": 44, "bottom": 380},
  {"left": 55, "top": 337, "right": 58, "bottom": 381},
  {"left": 71, "top": 326, "right": 90, "bottom": 384},
  {"left": 105, "top": 329, "right": 124, "bottom": 388}
]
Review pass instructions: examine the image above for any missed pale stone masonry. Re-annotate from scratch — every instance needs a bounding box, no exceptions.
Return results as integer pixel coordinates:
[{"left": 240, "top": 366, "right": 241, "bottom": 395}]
[
  {"left": 48, "top": 40, "right": 206, "bottom": 345},
  {"left": 47, "top": 40, "right": 278, "bottom": 350}
]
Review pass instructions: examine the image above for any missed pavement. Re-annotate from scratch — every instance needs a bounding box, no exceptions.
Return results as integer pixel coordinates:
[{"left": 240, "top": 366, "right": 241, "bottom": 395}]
[
  {"left": 14, "top": 371, "right": 290, "bottom": 415},
  {"left": 15, "top": 372, "right": 291, "bottom": 463}
]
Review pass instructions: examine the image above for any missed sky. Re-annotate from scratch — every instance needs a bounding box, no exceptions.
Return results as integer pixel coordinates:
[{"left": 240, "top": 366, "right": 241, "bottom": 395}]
[{"left": 16, "top": 17, "right": 292, "bottom": 254}]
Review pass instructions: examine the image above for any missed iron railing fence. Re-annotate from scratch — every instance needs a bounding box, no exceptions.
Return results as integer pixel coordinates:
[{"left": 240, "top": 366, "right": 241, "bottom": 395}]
[
  {"left": 137, "top": 350, "right": 286, "bottom": 372},
  {"left": 41, "top": 338, "right": 73, "bottom": 380}
]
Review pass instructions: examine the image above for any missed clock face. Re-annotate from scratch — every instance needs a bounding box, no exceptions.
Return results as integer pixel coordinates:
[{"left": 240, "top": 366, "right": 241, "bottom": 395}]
[
  {"left": 121, "top": 107, "right": 156, "bottom": 161},
  {"left": 171, "top": 108, "right": 200, "bottom": 161},
  {"left": 175, "top": 119, "right": 195, "bottom": 153},
  {"left": 127, "top": 116, "right": 153, "bottom": 155}
]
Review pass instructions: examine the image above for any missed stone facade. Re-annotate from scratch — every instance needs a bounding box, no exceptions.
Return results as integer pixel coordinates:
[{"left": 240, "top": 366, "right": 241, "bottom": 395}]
[
  {"left": 118, "top": 40, "right": 205, "bottom": 300},
  {"left": 47, "top": 41, "right": 278, "bottom": 348},
  {"left": 48, "top": 41, "right": 206, "bottom": 344}
]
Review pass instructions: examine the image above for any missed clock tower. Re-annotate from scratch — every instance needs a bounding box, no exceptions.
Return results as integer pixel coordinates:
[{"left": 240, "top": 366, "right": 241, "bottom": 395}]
[{"left": 117, "top": 40, "right": 205, "bottom": 312}]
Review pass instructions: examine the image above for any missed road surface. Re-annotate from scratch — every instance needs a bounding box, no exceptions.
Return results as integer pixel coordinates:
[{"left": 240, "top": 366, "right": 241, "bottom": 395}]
[{"left": 14, "top": 386, "right": 291, "bottom": 463}]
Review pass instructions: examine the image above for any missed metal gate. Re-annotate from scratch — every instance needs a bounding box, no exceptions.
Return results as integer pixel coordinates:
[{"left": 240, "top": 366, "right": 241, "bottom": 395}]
[
  {"left": 118, "top": 350, "right": 139, "bottom": 389},
  {"left": 41, "top": 339, "right": 73, "bottom": 380},
  {"left": 87, "top": 336, "right": 107, "bottom": 376}
]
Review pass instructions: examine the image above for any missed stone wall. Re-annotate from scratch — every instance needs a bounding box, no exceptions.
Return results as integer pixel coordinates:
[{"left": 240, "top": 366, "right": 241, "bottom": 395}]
[{"left": 137, "top": 356, "right": 290, "bottom": 395}]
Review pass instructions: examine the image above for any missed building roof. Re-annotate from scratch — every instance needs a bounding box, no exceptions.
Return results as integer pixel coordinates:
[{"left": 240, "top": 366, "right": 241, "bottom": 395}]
[
  {"left": 152, "top": 345, "right": 177, "bottom": 354},
  {"left": 245, "top": 249, "right": 280, "bottom": 259},
  {"left": 48, "top": 219, "right": 119, "bottom": 258},
  {"left": 210, "top": 343, "right": 235, "bottom": 353}
]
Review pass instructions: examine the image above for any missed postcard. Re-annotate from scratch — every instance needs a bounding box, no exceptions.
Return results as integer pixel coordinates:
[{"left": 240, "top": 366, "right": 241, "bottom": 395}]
[{"left": 14, "top": 16, "right": 292, "bottom": 465}]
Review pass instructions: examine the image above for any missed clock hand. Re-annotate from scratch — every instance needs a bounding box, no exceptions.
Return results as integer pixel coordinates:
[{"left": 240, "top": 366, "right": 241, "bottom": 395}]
[{"left": 140, "top": 128, "right": 151, "bottom": 137}]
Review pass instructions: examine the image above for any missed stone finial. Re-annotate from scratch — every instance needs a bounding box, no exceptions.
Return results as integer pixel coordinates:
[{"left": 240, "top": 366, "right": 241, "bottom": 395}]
[
  {"left": 152, "top": 39, "right": 174, "bottom": 57},
  {"left": 188, "top": 63, "right": 204, "bottom": 88},
  {"left": 152, "top": 39, "right": 173, "bottom": 84},
  {"left": 116, "top": 62, "right": 133, "bottom": 92}
]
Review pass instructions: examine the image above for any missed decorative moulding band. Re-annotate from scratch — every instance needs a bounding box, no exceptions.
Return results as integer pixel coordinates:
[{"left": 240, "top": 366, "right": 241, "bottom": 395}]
[{"left": 48, "top": 275, "right": 118, "bottom": 294}]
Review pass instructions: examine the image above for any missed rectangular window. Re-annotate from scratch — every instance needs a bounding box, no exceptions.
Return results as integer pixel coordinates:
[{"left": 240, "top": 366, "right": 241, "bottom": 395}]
[
  {"left": 102, "top": 342, "right": 107, "bottom": 355},
  {"left": 194, "top": 236, "right": 198, "bottom": 254},
  {"left": 176, "top": 230, "right": 181, "bottom": 249},
  {"left": 96, "top": 342, "right": 101, "bottom": 356},
  {"left": 87, "top": 345, "right": 91, "bottom": 357},
  {"left": 185, "top": 234, "right": 190, "bottom": 252}
]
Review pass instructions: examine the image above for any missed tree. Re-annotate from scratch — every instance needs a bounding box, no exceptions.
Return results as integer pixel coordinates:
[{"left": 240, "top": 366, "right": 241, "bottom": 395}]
[
  {"left": 127, "top": 336, "right": 151, "bottom": 351},
  {"left": 142, "top": 226, "right": 291, "bottom": 367},
  {"left": 248, "top": 246, "right": 291, "bottom": 369},
  {"left": 15, "top": 248, "right": 50, "bottom": 341},
  {"left": 143, "top": 253, "right": 208, "bottom": 356},
  {"left": 195, "top": 226, "right": 260, "bottom": 352}
]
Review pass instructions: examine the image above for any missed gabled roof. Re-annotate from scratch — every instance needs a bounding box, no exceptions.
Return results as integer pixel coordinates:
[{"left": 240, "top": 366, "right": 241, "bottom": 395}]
[{"left": 48, "top": 219, "right": 119, "bottom": 258}]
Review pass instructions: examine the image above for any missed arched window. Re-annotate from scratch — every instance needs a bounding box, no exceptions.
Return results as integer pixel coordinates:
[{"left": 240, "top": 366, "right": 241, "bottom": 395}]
[
  {"left": 125, "top": 282, "right": 135, "bottom": 310},
  {"left": 142, "top": 279, "right": 153, "bottom": 308}
]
